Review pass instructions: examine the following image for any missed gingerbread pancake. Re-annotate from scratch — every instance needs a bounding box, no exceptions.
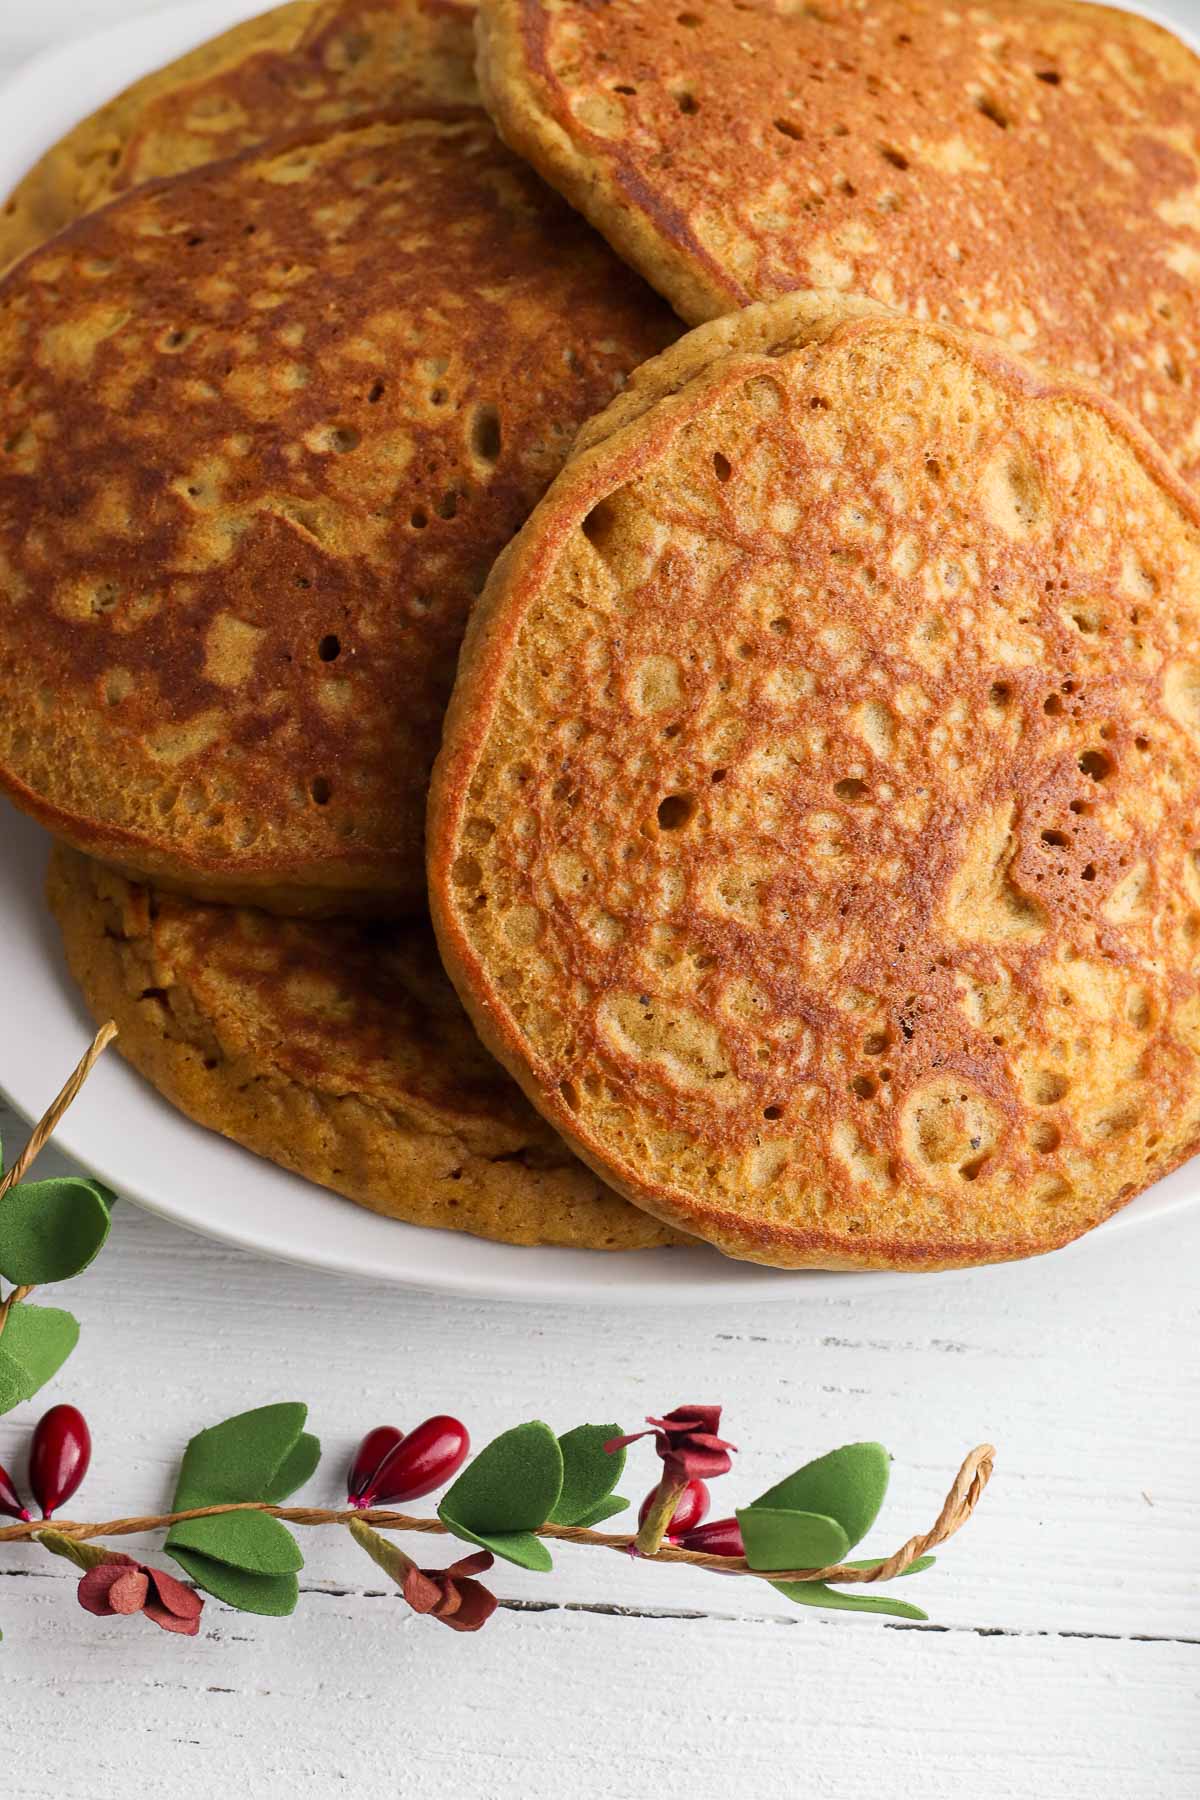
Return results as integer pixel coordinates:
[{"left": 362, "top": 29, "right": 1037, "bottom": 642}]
[
  {"left": 429, "top": 293, "right": 1200, "bottom": 1270},
  {"left": 0, "top": 0, "right": 478, "bottom": 268},
  {"left": 477, "top": 0, "right": 1200, "bottom": 484},
  {"left": 0, "top": 113, "right": 676, "bottom": 914},
  {"left": 48, "top": 845, "right": 679, "bottom": 1251}
]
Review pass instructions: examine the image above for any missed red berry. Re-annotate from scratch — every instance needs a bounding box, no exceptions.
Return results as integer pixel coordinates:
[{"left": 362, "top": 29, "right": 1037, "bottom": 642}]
[
  {"left": 367, "top": 1416, "right": 469, "bottom": 1504},
  {"left": 638, "top": 1477, "right": 710, "bottom": 1540},
  {"left": 347, "top": 1426, "right": 406, "bottom": 1508},
  {"left": 0, "top": 1460, "right": 30, "bottom": 1523},
  {"left": 677, "top": 1515, "right": 744, "bottom": 1558},
  {"left": 29, "top": 1405, "right": 91, "bottom": 1520}
]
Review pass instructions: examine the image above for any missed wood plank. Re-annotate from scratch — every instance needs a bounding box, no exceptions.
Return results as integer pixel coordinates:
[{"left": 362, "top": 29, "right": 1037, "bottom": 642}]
[{"left": 0, "top": 1576, "right": 1194, "bottom": 1800}]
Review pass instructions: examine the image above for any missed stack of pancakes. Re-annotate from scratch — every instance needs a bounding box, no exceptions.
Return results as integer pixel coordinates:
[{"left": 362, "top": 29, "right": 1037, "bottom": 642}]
[{"left": 7, "top": 0, "right": 1200, "bottom": 1268}]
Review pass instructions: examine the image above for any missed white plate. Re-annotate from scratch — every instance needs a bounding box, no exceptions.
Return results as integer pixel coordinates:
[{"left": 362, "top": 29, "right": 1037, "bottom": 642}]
[{"left": 0, "top": 3, "right": 1196, "bottom": 1302}]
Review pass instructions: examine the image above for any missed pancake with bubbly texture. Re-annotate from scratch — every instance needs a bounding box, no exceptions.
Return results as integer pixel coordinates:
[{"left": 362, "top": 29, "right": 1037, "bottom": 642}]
[
  {"left": 0, "top": 0, "right": 478, "bottom": 269},
  {"left": 48, "top": 845, "right": 679, "bottom": 1251},
  {"left": 477, "top": 0, "right": 1200, "bottom": 485},
  {"left": 429, "top": 293, "right": 1200, "bottom": 1270},
  {"left": 0, "top": 1, "right": 317, "bottom": 268},
  {"left": 0, "top": 113, "right": 676, "bottom": 914}
]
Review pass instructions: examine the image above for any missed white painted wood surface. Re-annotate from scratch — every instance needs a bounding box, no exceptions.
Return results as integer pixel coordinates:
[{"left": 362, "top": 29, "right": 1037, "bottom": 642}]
[{"left": 1, "top": 3, "right": 1199, "bottom": 1793}]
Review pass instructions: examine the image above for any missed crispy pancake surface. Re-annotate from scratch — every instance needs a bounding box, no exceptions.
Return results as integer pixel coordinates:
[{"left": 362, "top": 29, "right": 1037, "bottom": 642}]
[
  {"left": 48, "top": 846, "right": 678, "bottom": 1251},
  {"left": 0, "top": 113, "right": 676, "bottom": 913},
  {"left": 429, "top": 294, "right": 1200, "bottom": 1270},
  {"left": 477, "top": 0, "right": 1200, "bottom": 484},
  {"left": 0, "top": 0, "right": 478, "bottom": 268}
]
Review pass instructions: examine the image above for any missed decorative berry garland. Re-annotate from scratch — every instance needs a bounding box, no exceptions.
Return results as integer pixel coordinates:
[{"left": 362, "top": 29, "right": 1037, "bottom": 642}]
[{"left": 0, "top": 1028, "right": 996, "bottom": 1639}]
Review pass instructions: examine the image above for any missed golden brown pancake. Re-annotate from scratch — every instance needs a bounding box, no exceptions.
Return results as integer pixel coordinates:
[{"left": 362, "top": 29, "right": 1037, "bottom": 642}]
[
  {"left": 0, "top": 0, "right": 478, "bottom": 269},
  {"left": 477, "top": 0, "right": 1200, "bottom": 485},
  {"left": 0, "top": 1, "right": 318, "bottom": 269},
  {"left": 429, "top": 293, "right": 1200, "bottom": 1270},
  {"left": 0, "top": 113, "right": 676, "bottom": 914},
  {"left": 47, "top": 845, "right": 679, "bottom": 1251}
]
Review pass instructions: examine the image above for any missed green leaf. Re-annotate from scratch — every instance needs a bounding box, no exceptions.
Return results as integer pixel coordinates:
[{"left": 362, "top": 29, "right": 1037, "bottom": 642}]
[
  {"left": 439, "top": 1421, "right": 563, "bottom": 1570},
  {"left": 737, "top": 1507, "right": 850, "bottom": 1572},
  {"left": 261, "top": 1433, "right": 321, "bottom": 1505},
  {"left": 0, "top": 1303, "right": 79, "bottom": 1415},
  {"left": 843, "top": 1553, "right": 935, "bottom": 1579},
  {"left": 754, "top": 1443, "right": 890, "bottom": 1550},
  {"left": 171, "top": 1403, "right": 311, "bottom": 1509},
  {"left": 168, "top": 1549, "right": 298, "bottom": 1617},
  {"left": 549, "top": 1424, "right": 625, "bottom": 1525},
  {"left": 0, "top": 1177, "right": 112, "bottom": 1285},
  {"left": 441, "top": 1421, "right": 562, "bottom": 1535},
  {"left": 437, "top": 1525, "right": 553, "bottom": 1572},
  {"left": 769, "top": 1579, "right": 928, "bottom": 1621},
  {"left": 163, "top": 1405, "right": 316, "bottom": 1610},
  {"left": 167, "top": 1510, "right": 302, "bottom": 1575},
  {"left": 570, "top": 1495, "right": 630, "bottom": 1529}
]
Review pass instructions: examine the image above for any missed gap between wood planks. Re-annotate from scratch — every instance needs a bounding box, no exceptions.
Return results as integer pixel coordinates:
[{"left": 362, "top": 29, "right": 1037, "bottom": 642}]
[{"left": 4, "top": 1562, "right": 1194, "bottom": 1646}]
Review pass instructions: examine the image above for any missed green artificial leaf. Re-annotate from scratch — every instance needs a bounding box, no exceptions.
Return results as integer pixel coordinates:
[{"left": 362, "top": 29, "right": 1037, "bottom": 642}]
[
  {"left": 754, "top": 1442, "right": 890, "bottom": 1551},
  {"left": 439, "top": 1421, "right": 563, "bottom": 1569},
  {"left": 549, "top": 1424, "right": 625, "bottom": 1525},
  {"left": 0, "top": 1303, "right": 79, "bottom": 1415},
  {"left": 440, "top": 1525, "right": 553, "bottom": 1572},
  {"left": 167, "top": 1509, "right": 302, "bottom": 1575},
  {"left": 844, "top": 1553, "right": 935, "bottom": 1579},
  {"left": 737, "top": 1507, "right": 850, "bottom": 1572},
  {"left": 164, "top": 1405, "right": 315, "bottom": 1612},
  {"left": 770, "top": 1579, "right": 928, "bottom": 1621},
  {"left": 171, "top": 1403, "right": 312, "bottom": 1509},
  {"left": 0, "top": 1177, "right": 112, "bottom": 1285},
  {"left": 441, "top": 1421, "right": 563, "bottom": 1534},
  {"left": 168, "top": 1549, "right": 298, "bottom": 1617},
  {"left": 261, "top": 1432, "right": 321, "bottom": 1505},
  {"left": 570, "top": 1495, "right": 629, "bottom": 1530}
]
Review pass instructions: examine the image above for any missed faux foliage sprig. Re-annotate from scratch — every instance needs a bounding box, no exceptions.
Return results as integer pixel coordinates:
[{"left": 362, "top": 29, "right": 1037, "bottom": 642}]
[
  {"left": 0, "top": 1032, "right": 997, "bottom": 1641},
  {"left": 2, "top": 1401, "right": 994, "bottom": 1635}
]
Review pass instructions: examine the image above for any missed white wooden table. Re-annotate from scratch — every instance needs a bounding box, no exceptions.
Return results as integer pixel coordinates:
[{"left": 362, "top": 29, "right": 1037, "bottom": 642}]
[{"left": 1, "top": 4, "right": 1199, "bottom": 1794}]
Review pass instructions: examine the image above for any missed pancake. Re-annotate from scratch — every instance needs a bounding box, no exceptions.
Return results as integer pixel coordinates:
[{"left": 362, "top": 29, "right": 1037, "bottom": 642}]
[
  {"left": 0, "top": 2, "right": 318, "bottom": 269},
  {"left": 428, "top": 292, "right": 1200, "bottom": 1270},
  {"left": 476, "top": 0, "right": 1200, "bottom": 486},
  {"left": 0, "top": 0, "right": 478, "bottom": 269},
  {"left": 0, "top": 113, "right": 677, "bottom": 915},
  {"left": 47, "top": 844, "right": 679, "bottom": 1252}
]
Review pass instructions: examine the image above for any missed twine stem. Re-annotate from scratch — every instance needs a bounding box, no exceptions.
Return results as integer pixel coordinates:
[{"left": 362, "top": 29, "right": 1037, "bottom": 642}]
[
  {"left": 0, "top": 1445, "right": 994, "bottom": 1587},
  {"left": 0, "top": 1023, "right": 118, "bottom": 1341}
]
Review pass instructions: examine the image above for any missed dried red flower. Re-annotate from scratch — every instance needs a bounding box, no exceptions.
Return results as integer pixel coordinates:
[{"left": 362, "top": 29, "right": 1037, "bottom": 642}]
[
  {"left": 401, "top": 1551, "right": 497, "bottom": 1633},
  {"left": 608, "top": 1406, "right": 737, "bottom": 1485},
  {"left": 77, "top": 1551, "right": 203, "bottom": 1636}
]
